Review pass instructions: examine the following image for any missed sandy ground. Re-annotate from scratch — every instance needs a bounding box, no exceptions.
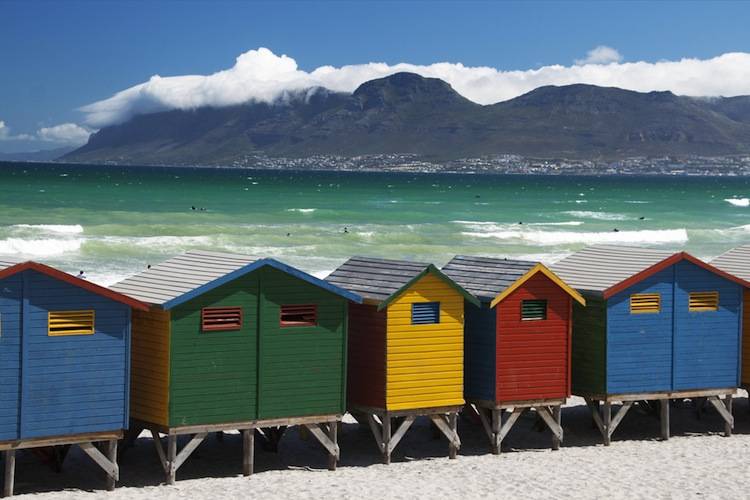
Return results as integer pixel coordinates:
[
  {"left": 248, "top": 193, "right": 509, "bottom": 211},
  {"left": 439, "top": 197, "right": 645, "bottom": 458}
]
[{"left": 5, "top": 394, "right": 749, "bottom": 499}]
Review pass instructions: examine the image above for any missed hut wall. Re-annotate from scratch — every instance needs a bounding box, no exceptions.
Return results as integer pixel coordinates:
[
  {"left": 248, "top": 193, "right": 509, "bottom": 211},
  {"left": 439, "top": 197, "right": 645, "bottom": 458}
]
[
  {"left": 744, "top": 289, "right": 750, "bottom": 387},
  {"left": 385, "top": 273, "right": 464, "bottom": 411},
  {"left": 168, "top": 273, "right": 259, "bottom": 427},
  {"left": 129, "top": 308, "right": 170, "bottom": 426},
  {"left": 257, "top": 267, "right": 347, "bottom": 419},
  {"left": 495, "top": 272, "right": 570, "bottom": 402},
  {"left": 571, "top": 293, "right": 606, "bottom": 395},
  {"left": 21, "top": 270, "right": 130, "bottom": 439},
  {"left": 606, "top": 268, "right": 674, "bottom": 394},
  {"left": 463, "top": 301, "right": 496, "bottom": 402},
  {"left": 0, "top": 274, "right": 23, "bottom": 441},
  {"left": 672, "top": 260, "right": 741, "bottom": 390},
  {"left": 346, "top": 303, "right": 386, "bottom": 409}
]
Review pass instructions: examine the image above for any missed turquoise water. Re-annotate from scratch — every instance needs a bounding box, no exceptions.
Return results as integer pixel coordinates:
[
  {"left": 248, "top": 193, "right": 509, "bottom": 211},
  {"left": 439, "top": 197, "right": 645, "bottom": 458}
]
[{"left": 1, "top": 161, "right": 749, "bottom": 285}]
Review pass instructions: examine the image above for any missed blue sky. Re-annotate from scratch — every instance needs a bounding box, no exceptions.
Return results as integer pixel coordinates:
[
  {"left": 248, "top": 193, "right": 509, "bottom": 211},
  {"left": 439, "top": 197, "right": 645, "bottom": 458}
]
[{"left": 1, "top": 0, "right": 750, "bottom": 152}]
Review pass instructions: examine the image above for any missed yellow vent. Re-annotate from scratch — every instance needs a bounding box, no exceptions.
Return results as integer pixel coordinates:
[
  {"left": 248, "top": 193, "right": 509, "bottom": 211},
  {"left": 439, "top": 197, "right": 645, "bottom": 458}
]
[
  {"left": 48, "top": 310, "right": 95, "bottom": 336},
  {"left": 689, "top": 291, "right": 719, "bottom": 312},
  {"left": 630, "top": 293, "right": 660, "bottom": 314}
]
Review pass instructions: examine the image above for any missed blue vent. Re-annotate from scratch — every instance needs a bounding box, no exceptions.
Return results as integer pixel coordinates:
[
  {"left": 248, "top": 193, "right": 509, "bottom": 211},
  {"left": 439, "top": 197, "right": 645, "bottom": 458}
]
[{"left": 411, "top": 302, "right": 440, "bottom": 325}]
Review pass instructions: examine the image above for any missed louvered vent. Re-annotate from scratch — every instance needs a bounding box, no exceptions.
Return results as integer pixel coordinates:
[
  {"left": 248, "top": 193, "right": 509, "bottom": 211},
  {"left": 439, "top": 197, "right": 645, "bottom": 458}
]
[
  {"left": 411, "top": 302, "right": 440, "bottom": 325},
  {"left": 689, "top": 291, "right": 719, "bottom": 312},
  {"left": 630, "top": 293, "right": 661, "bottom": 314},
  {"left": 201, "top": 307, "right": 243, "bottom": 331},
  {"left": 521, "top": 299, "right": 547, "bottom": 321},
  {"left": 280, "top": 304, "right": 317, "bottom": 327},
  {"left": 48, "top": 310, "right": 95, "bottom": 336}
]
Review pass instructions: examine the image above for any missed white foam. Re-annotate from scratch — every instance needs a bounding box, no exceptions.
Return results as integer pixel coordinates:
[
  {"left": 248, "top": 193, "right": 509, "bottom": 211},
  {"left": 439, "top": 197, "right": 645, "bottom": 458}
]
[
  {"left": 286, "top": 208, "right": 317, "bottom": 213},
  {"left": 0, "top": 238, "right": 82, "bottom": 256},
  {"left": 12, "top": 224, "right": 84, "bottom": 234},
  {"left": 563, "top": 210, "right": 632, "bottom": 221},
  {"left": 625, "top": 200, "right": 651, "bottom": 204},
  {"left": 461, "top": 228, "right": 688, "bottom": 246},
  {"left": 527, "top": 221, "right": 584, "bottom": 226},
  {"left": 725, "top": 197, "right": 750, "bottom": 207}
]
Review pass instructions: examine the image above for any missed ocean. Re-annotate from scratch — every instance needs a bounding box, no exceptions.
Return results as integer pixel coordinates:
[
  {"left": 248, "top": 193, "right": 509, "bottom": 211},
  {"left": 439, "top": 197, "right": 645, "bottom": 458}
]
[{"left": 1, "top": 161, "right": 749, "bottom": 285}]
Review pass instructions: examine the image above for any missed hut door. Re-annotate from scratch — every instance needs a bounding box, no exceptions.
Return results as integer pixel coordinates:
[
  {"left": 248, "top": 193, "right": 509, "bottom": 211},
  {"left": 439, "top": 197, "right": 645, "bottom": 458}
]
[{"left": 0, "top": 275, "right": 23, "bottom": 441}]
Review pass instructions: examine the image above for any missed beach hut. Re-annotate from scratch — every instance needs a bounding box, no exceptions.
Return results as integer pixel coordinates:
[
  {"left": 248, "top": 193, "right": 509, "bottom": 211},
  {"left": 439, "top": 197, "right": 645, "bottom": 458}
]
[
  {"left": 0, "top": 259, "right": 147, "bottom": 497},
  {"left": 110, "top": 250, "right": 360, "bottom": 484},
  {"left": 325, "top": 256, "right": 478, "bottom": 464},
  {"left": 551, "top": 245, "right": 747, "bottom": 444},
  {"left": 441, "top": 255, "right": 585, "bottom": 453},
  {"left": 710, "top": 244, "right": 750, "bottom": 390}
]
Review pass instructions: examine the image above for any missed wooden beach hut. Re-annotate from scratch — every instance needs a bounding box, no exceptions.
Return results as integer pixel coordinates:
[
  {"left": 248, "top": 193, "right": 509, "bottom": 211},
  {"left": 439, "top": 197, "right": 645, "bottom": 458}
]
[
  {"left": 710, "top": 244, "right": 750, "bottom": 389},
  {"left": 110, "top": 250, "right": 360, "bottom": 483},
  {"left": 551, "top": 245, "right": 748, "bottom": 445},
  {"left": 325, "top": 257, "right": 479, "bottom": 464},
  {"left": 0, "top": 259, "right": 148, "bottom": 497},
  {"left": 441, "top": 255, "right": 585, "bottom": 453}
]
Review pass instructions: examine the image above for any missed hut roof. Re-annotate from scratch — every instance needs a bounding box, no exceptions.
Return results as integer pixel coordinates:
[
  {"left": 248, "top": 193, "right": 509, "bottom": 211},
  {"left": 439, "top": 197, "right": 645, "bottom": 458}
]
[
  {"left": 0, "top": 257, "right": 22, "bottom": 270},
  {"left": 551, "top": 245, "right": 750, "bottom": 298},
  {"left": 111, "top": 250, "right": 361, "bottom": 308},
  {"left": 442, "top": 255, "right": 585, "bottom": 306},
  {"left": 0, "top": 260, "right": 148, "bottom": 310},
  {"left": 325, "top": 256, "right": 479, "bottom": 309},
  {"left": 710, "top": 245, "right": 750, "bottom": 281}
]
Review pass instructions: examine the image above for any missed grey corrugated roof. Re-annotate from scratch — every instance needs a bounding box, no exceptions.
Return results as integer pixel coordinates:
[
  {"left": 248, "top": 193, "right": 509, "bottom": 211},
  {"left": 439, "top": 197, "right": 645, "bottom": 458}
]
[
  {"left": 111, "top": 250, "right": 258, "bottom": 305},
  {"left": 325, "top": 256, "right": 430, "bottom": 303},
  {"left": 442, "top": 255, "right": 537, "bottom": 302},
  {"left": 711, "top": 245, "right": 750, "bottom": 281},
  {"left": 550, "top": 245, "right": 674, "bottom": 293}
]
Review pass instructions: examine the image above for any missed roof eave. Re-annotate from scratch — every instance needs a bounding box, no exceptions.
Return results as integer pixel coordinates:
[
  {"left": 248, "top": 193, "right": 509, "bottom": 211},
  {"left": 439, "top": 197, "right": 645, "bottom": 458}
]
[
  {"left": 489, "top": 263, "right": 586, "bottom": 308},
  {"left": 376, "top": 264, "right": 481, "bottom": 311}
]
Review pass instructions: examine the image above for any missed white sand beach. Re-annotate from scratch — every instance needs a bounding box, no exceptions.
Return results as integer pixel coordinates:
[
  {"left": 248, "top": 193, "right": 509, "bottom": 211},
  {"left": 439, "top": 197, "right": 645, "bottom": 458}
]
[{"left": 7, "top": 394, "right": 749, "bottom": 499}]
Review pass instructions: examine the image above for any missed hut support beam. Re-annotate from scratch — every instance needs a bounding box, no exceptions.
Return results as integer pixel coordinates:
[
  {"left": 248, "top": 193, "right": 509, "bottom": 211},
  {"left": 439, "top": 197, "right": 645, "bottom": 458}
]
[
  {"left": 427, "top": 414, "right": 461, "bottom": 459},
  {"left": 303, "top": 422, "right": 340, "bottom": 470},
  {"left": 79, "top": 441, "right": 119, "bottom": 487},
  {"left": 660, "top": 400, "right": 670, "bottom": 440},
  {"left": 242, "top": 429, "right": 254, "bottom": 477},
  {"left": 707, "top": 395, "right": 734, "bottom": 436},
  {"left": 474, "top": 402, "right": 563, "bottom": 453},
  {"left": 2, "top": 450, "right": 15, "bottom": 498},
  {"left": 585, "top": 398, "right": 633, "bottom": 445},
  {"left": 537, "top": 406, "right": 564, "bottom": 449}
]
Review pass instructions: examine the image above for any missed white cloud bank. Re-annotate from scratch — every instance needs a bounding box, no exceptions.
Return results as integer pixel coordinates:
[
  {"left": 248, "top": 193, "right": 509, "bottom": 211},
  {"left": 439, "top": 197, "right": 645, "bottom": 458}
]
[
  {"left": 81, "top": 47, "right": 750, "bottom": 127},
  {"left": 0, "top": 120, "right": 92, "bottom": 145},
  {"left": 0, "top": 121, "right": 32, "bottom": 141}
]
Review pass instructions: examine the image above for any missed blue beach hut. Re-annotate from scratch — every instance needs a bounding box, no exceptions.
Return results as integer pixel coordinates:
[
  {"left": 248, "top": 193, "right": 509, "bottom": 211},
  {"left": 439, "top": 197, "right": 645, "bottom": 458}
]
[
  {"left": 551, "top": 245, "right": 748, "bottom": 444},
  {"left": 0, "top": 259, "right": 147, "bottom": 497}
]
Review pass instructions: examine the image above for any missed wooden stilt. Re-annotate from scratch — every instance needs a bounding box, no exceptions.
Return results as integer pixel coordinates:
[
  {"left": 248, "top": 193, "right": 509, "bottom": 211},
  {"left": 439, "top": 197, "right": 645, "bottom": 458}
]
[
  {"left": 724, "top": 395, "right": 733, "bottom": 437},
  {"left": 167, "top": 435, "right": 177, "bottom": 485},
  {"left": 242, "top": 429, "right": 254, "bottom": 476},
  {"left": 2, "top": 449, "right": 15, "bottom": 498},
  {"left": 492, "top": 409, "right": 501, "bottom": 454},
  {"left": 105, "top": 440, "right": 118, "bottom": 491},
  {"left": 327, "top": 422, "right": 338, "bottom": 471},
  {"left": 382, "top": 417, "right": 391, "bottom": 465},
  {"left": 551, "top": 406, "right": 562, "bottom": 450},
  {"left": 448, "top": 413, "right": 458, "bottom": 459},
  {"left": 660, "top": 399, "right": 670, "bottom": 440},
  {"left": 602, "top": 402, "right": 612, "bottom": 446}
]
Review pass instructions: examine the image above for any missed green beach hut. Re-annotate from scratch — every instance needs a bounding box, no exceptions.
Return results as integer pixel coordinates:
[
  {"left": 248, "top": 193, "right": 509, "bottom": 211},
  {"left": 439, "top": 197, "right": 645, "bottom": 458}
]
[{"left": 111, "top": 250, "right": 361, "bottom": 483}]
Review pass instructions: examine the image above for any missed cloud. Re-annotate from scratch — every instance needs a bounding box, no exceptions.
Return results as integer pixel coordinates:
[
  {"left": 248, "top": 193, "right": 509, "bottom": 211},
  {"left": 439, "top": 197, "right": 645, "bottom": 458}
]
[
  {"left": 37, "top": 123, "right": 92, "bottom": 145},
  {"left": 81, "top": 47, "right": 750, "bottom": 127},
  {"left": 0, "top": 120, "right": 33, "bottom": 141},
  {"left": 575, "top": 45, "right": 623, "bottom": 65}
]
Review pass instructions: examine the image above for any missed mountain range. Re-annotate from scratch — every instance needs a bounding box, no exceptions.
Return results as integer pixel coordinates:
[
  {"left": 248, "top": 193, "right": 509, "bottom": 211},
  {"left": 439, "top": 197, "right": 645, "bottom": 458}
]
[{"left": 63, "top": 72, "right": 750, "bottom": 165}]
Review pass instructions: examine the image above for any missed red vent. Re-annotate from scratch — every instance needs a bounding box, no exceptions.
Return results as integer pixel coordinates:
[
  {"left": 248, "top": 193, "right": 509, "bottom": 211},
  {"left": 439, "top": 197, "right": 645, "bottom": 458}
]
[
  {"left": 201, "top": 307, "right": 243, "bottom": 331},
  {"left": 280, "top": 304, "right": 317, "bottom": 327}
]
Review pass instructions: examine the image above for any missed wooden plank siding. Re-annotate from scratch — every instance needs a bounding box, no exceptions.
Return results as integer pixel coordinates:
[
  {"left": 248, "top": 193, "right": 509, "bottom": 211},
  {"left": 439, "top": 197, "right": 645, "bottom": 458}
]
[
  {"left": 130, "top": 308, "right": 170, "bottom": 426},
  {"left": 463, "top": 301, "right": 496, "bottom": 401},
  {"left": 672, "top": 260, "right": 741, "bottom": 390},
  {"left": 571, "top": 293, "right": 606, "bottom": 395},
  {"left": 0, "top": 274, "right": 22, "bottom": 441},
  {"left": 346, "top": 303, "right": 387, "bottom": 409},
  {"left": 168, "top": 273, "right": 259, "bottom": 427},
  {"left": 257, "top": 267, "right": 347, "bottom": 419},
  {"left": 495, "top": 272, "right": 571, "bottom": 402},
  {"left": 21, "top": 270, "right": 130, "bottom": 439},
  {"left": 606, "top": 268, "right": 674, "bottom": 394},
  {"left": 744, "top": 289, "right": 750, "bottom": 387},
  {"left": 385, "top": 273, "right": 464, "bottom": 411}
]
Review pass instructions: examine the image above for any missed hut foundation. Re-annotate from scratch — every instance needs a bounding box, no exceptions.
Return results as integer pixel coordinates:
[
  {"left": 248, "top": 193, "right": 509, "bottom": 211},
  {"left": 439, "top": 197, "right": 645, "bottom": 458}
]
[
  {"left": 0, "top": 431, "right": 122, "bottom": 497},
  {"left": 583, "top": 388, "right": 735, "bottom": 445},
  {"left": 351, "top": 405, "right": 461, "bottom": 464},
  {"left": 134, "top": 415, "right": 340, "bottom": 484},
  {"left": 469, "top": 399, "right": 564, "bottom": 454}
]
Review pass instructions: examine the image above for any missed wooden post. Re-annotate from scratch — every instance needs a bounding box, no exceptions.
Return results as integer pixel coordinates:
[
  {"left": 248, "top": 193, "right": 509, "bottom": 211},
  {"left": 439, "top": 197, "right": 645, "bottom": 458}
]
[
  {"left": 105, "top": 440, "right": 118, "bottom": 491},
  {"left": 327, "top": 422, "right": 338, "bottom": 471},
  {"left": 552, "top": 405, "right": 562, "bottom": 451},
  {"left": 242, "top": 429, "right": 254, "bottom": 476},
  {"left": 602, "top": 402, "right": 612, "bottom": 446},
  {"left": 382, "top": 416, "right": 392, "bottom": 465},
  {"left": 448, "top": 412, "right": 458, "bottom": 459},
  {"left": 2, "top": 449, "right": 15, "bottom": 498},
  {"left": 660, "top": 399, "right": 670, "bottom": 440},
  {"left": 724, "top": 395, "right": 733, "bottom": 437},
  {"left": 167, "top": 434, "right": 177, "bottom": 485},
  {"left": 491, "top": 409, "right": 501, "bottom": 454}
]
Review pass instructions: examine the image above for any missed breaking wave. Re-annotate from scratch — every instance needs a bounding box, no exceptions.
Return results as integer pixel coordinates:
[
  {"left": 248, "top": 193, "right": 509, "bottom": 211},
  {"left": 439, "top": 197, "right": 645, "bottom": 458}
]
[
  {"left": 725, "top": 197, "right": 750, "bottom": 207},
  {"left": 461, "top": 228, "right": 689, "bottom": 246}
]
